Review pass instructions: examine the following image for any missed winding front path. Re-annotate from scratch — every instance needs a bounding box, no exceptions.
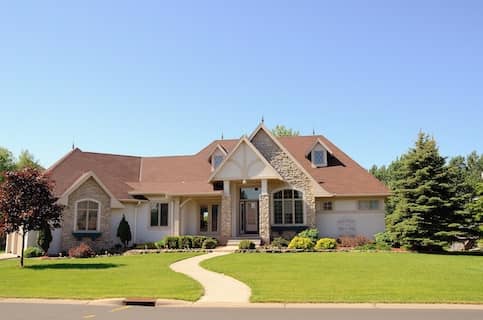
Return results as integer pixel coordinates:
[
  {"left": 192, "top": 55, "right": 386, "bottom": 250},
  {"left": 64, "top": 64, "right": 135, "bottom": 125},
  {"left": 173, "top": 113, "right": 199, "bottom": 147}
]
[{"left": 170, "top": 252, "right": 251, "bottom": 303}]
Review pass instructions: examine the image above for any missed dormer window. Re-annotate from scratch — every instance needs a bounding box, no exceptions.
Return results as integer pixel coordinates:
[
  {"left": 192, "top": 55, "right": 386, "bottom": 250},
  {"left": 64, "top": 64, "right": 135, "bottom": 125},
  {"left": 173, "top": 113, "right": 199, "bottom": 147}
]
[
  {"left": 311, "top": 145, "right": 327, "bottom": 167},
  {"left": 213, "top": 155, "right": 224, "bottom": 169},
  {"left": 209, "top": 144, "right": 227, "bottom": 171}
]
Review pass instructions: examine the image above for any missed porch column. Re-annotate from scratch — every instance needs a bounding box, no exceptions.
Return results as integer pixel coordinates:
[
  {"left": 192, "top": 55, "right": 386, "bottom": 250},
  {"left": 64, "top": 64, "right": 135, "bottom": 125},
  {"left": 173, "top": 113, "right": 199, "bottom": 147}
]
[
  {"left": 259, "top": 179, "right": 270, "bottom": 245},
  {"left": 173, "top": 197, "right": 180, "bottom": 236},
  {"left": 220, "top": 181, "right": 232, "bottom": 245}
]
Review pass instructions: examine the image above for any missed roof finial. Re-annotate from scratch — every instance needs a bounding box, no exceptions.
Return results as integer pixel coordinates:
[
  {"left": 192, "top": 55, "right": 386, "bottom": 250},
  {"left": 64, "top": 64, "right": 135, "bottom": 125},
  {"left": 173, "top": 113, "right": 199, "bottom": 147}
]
[
  {"left": 312, "top": 128, "right": 316, "bottom": 136},
  {"left": 221, "top": 131, "right": 224, "bottom": 140},
  {"left": 72, "top": 137, "right": 75, "bottom": 150},
  {"left": 261, "top": 115, "right": 264, "bottom": 124}
]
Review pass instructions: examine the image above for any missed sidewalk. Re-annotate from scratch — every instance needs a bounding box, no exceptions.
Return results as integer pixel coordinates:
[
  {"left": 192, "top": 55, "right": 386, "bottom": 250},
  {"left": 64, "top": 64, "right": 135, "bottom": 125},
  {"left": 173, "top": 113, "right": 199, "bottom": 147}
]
[
  {"left": 170, "top": 251, "right": 251, "bottom": 303},
  {"left": 0, "top": 253, "right": 17, "bottom": 260}
]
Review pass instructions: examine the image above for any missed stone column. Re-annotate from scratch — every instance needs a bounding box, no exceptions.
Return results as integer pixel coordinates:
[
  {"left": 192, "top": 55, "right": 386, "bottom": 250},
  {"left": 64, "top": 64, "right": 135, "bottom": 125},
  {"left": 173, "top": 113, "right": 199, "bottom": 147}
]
[
  {"left": 259, "top": 180, "right": 270, "bottom": 245},
  {"left": 220, "top": 181, "right": 232, "bottom": 245}
]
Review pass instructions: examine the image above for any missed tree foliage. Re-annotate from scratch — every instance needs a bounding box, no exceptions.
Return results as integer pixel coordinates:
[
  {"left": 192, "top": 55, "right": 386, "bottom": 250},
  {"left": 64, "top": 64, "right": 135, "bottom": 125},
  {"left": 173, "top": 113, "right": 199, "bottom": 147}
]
[
  {"left": 0, "top": 168, "right": 62, "bottom": 267},
  {"left": 371, "top": 132, "right": 481, "bottom": 251},
  {"left": 271, "top": 125, "right": 300, "bottom": 137},
  {"left": 37, "top": 223, "right": 53, "bottom": 254},
  {"left": 116, "top": 215, "right": 132, "bottom": 248},
  {"left": 16, "top": 150, "right": 43, "bottom": 170},
  {"left": 0, "top": 148, "right": 16, "bottom": 182}
]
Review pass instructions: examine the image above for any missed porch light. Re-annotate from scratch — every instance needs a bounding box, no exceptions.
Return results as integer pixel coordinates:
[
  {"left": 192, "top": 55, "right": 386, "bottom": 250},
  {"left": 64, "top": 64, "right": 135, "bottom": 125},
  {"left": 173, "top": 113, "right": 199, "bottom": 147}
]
[{"left": 242, "top": 179, "right": 247, "bottom": 184}]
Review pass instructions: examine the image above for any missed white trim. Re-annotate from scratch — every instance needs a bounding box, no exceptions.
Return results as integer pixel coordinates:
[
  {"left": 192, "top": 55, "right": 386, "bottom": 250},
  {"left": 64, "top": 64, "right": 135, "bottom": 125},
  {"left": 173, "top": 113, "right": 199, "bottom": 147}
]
[
  {"left": 208, "top": 137, "right": 283, "bottom": 182},
  {"left": 305, "top": 138, "right": 333, "bottom": 156},
  {"left": 73, "top": 199, "right": 101, "bottom": 232},
  {"left": 149, "top": 201, "right": 170, "bottom": 228},
  {"left": 57, "top": 171, "right": 124, "bottom": 209},
  {"left": 248, "top": 123, "right": 332, "bottom": 197},
  {"left": 270, "top": 187, "right": 306, "bottom": 227}
]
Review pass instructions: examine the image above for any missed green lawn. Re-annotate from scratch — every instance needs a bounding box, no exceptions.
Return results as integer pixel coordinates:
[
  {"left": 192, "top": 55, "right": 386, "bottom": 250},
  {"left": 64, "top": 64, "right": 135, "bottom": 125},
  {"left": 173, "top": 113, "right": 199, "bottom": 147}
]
[
  {"left": 0, "top": 253, "right": 203, "bottom": 301},
  {"left": 201, "top": 252, "right": 483, "bottom": 303}
]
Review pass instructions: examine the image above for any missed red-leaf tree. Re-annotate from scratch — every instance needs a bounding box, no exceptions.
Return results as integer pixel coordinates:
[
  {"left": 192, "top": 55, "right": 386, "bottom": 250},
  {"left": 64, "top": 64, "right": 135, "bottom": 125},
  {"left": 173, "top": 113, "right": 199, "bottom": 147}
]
[{"left": 0, "top": 168, "right": 63, "bottom": 267}]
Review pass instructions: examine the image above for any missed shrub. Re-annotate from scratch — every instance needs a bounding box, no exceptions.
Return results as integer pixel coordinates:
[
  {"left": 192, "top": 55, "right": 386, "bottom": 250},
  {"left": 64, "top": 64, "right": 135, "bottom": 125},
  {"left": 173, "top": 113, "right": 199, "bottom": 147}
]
[
  {"left": 178, "top": 236, "right": 193, "bottom": 249},
  {"left": 37, "top": 224, "right": 52, "bottom": 253},
  {"left": 338, "top": 235, "right": 371, "bottom": 248},
  {"left": 154, "top": 240, "right": 165, "bottom": 249},
  {"left": 271, "top": 237, "right": 289, "bottom": 248},
  {"left": 239, "top": 240, "right": 256, "bottom": 250},
  {"left": 315, "top": 238, "right": 337, "bottom": 250},
  {"left": 24, "top": 246, "right": 44, "bottom": 258},
  {"left": 288, "top": 237, "right": 314, "bottom": 250},
  {"left": 375, "top": 232, "right": 392, "bottom": 247},
  {"left": 68, "top": 243, "right": 95, "bottom": 258},
  {"left": 164, "top": 236, "right": 180, "bottom": 249},
  {"left": 116, "top": 215, "right": 132, "bottom": 248},
  {"left": 297, "top": 228, "right": 319, "bottom": 243},
  {"left": 192, "top": 236, "right": 208, "bottom": 248},
  {"left": 134, "top": 242, "right": 157, "bottom": 249},
  {"left": 202, "top": 238, "right": 218, "bottom": 249}
]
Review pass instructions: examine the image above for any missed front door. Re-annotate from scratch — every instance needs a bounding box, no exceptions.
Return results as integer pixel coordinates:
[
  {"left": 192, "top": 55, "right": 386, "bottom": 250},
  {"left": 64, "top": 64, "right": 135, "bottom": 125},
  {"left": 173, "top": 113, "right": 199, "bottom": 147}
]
[{"left": 240, "top": 200, "right": 259, "bottom": 234}]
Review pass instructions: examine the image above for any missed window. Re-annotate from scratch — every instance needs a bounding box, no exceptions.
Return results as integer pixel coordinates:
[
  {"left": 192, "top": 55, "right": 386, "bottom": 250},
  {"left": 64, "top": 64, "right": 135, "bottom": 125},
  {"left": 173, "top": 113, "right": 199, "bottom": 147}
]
[
  {"left": 310, "top": 143, "right": 327, "bottom": 167},
  {"left": 213, "top": 155, "right": 224, "bottom": 169},
  {"left": 358, "top": 200, "right": 380, "bottom": 210},
  {"left": 323, "top": 201, "right": 333, "bottom": 211},
  {"left": 75, "top": 200, "right": 99, "bottom": 232},
  {"left": 273, "top": 189, "right": 304, "bottom": 225},
  {"left": 150, "top": 203, "right": 169, "bottom": 227},
  {"left": 199, "top": 204, "right": 219, "bottom": 233}
]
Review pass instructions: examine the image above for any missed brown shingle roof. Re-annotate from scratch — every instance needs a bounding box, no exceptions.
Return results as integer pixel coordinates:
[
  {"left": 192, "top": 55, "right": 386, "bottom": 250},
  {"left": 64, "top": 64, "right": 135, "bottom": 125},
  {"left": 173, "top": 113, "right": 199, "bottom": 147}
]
[{"left": 47, "top": 135, "right": 388, "bottom": 200}]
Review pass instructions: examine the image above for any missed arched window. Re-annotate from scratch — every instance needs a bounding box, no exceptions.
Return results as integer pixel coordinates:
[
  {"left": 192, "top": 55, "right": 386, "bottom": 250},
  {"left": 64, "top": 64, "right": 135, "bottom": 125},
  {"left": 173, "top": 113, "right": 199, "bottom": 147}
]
[
  {"left": 75, "top": 200, "right": 100, "bottom": 232},
  {"left": 273, "top": 189, "right": 304, "bottom": 225}
]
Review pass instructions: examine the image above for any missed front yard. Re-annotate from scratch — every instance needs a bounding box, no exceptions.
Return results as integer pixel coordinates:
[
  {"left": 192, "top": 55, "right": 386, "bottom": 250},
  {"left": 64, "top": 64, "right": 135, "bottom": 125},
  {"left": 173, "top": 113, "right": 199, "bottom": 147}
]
[
  {"left": 201, "top": 252, "right": 483, "bottom": 303},
  {"left": 0, "top": 253, "right": 203, "bottom": 301}
]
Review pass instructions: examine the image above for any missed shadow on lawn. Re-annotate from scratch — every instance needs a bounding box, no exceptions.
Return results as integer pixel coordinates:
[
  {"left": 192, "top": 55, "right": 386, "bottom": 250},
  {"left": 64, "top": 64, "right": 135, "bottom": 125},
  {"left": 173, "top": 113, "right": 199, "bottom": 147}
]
[{"left": 26, "top": 263, "right": 124, "bottom": 270}]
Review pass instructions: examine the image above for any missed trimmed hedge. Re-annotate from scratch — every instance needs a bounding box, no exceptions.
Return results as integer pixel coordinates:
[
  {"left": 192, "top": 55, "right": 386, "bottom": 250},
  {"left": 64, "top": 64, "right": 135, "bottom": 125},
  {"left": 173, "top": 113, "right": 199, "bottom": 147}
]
[
  {"left": 239, "top": 240, "right": 256, "bottom": 250},
  {"left": 202, "top": 238, "right": 218, "bottom": 249}
]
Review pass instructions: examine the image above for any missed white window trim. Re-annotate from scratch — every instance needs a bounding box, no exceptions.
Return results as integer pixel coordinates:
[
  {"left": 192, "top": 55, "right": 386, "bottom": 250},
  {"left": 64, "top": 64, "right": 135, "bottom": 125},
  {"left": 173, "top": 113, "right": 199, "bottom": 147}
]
[
  {"left": 149, "top": 202, "right": 170, "bottom": 228},
  {"left": 311, "top": 144, "right": 328, "bottom": 168},
  {"left": 323, "top": 201, "right": 333, "bottom": 211},
  {"left": 74, "top": 199, "right": 101, "bottom": 233},
  {"left": 270, "top": 187, "right": 306, "bottom": 226},
  {"left": 198, "top": 204, "right": 220, "bottom": 234}
]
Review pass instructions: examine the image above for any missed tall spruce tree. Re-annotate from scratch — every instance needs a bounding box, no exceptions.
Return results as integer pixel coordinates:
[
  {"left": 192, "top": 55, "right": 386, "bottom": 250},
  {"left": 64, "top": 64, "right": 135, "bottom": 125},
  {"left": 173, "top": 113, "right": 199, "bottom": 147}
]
[{"left": 386, "top": 132, "right": 454, "bottom": 250}]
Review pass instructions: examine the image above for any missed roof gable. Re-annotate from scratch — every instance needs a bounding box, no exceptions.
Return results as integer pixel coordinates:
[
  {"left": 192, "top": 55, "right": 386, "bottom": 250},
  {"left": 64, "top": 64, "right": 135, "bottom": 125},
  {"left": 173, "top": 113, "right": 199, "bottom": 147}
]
[{"left": 209, "top": 137, "right": 282, "bottom": 182}]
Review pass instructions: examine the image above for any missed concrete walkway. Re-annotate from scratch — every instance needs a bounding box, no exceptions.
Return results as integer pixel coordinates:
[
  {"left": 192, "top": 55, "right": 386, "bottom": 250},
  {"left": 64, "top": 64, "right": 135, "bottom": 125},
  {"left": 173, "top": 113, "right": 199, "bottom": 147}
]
[
  {"left": 170, "top": 251, "right": 251, "bottom": 304},
  {"left": 0, "top": 253, "right": 17, "bottom": 260}
]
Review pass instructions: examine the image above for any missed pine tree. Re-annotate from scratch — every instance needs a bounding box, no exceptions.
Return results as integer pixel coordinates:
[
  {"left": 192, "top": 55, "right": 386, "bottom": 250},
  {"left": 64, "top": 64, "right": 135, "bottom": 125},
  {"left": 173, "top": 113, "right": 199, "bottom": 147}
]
[
  {"left": 386, "top": 132, "right": 454, "bottom": 251},
  {"left": 116, "top": 215, "right": 132, "bottom": 248},
  {"left": 37, "top": 223, "right": 53, "bottom": 254}
]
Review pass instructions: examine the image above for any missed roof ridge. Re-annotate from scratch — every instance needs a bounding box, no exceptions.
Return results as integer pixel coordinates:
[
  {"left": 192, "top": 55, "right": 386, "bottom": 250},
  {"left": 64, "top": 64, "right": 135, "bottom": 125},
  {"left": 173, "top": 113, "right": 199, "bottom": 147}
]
[
  {"left": 45, "top": 148, "right": 81, "bottom": 174},
  {"left": 80, "top": 150, "right": 142, "bottom": 159}
]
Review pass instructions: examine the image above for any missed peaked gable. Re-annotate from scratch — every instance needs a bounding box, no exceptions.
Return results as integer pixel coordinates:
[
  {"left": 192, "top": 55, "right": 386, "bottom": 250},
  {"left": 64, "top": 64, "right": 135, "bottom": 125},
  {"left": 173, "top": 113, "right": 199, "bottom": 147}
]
[{"left": 209, "top": 137, "right": 282, "bottom": 182}]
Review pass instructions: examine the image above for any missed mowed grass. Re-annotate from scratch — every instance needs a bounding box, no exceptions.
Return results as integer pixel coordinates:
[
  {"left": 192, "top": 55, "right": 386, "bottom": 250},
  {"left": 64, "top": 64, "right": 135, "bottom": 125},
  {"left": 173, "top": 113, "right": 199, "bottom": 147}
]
[
  {"left": 0, "top": 253, "right": 203, "bottom": 301},
  {"left": 201, "top": 252, "right": 483, "bottom": 303}
]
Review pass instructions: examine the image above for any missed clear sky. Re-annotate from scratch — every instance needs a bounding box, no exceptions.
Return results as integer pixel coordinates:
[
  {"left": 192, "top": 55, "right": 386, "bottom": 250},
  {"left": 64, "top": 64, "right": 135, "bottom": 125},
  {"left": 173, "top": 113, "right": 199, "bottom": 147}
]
[{"left": 1, "top": 1, "right": 482, "bottom": 169}]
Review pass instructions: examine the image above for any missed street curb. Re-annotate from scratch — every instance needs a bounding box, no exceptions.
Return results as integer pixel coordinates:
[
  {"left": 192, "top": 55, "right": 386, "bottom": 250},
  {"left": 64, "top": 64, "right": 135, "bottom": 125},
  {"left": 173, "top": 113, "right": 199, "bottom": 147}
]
[{"left": 1, "top": 298, "right": 482, "bottom": 310}]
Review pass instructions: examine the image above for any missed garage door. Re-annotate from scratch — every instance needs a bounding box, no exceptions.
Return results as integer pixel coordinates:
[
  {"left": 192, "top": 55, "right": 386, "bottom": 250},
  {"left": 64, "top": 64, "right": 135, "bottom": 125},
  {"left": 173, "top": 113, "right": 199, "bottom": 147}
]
[{"left": 316, "top": 212, "right": 385, "bottom": 239}]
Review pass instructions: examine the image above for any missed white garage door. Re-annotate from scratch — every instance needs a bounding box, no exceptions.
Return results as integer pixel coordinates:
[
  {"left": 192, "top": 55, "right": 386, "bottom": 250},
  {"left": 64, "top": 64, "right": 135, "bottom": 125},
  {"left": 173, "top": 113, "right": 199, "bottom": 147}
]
[{"left": 316, "top": 212, "right": 385, "bottom": 239}]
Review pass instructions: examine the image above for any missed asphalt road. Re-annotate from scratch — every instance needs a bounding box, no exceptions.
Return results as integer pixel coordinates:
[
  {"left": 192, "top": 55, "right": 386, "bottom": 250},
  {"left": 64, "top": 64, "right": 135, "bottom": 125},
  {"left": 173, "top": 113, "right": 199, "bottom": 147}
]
[{"left": 1, "top": 304, "right": 483, "bottom": 320}]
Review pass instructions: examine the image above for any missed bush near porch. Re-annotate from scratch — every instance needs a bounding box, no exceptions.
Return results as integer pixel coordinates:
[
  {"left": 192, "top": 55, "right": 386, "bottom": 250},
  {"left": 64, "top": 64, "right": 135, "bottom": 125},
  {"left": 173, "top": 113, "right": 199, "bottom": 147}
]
[
  {"left": 0, "top": 253, "right": 203, "bottom": 300},
  {"left": 201, "top": 252, "right": 483, "bottom": 303}
]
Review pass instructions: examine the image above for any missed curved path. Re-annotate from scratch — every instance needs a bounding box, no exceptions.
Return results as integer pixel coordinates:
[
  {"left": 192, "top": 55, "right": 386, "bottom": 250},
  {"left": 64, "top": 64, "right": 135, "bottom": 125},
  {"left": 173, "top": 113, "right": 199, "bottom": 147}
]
[{"left": 170, "top": 252, "right": 251, "bottom": 303}]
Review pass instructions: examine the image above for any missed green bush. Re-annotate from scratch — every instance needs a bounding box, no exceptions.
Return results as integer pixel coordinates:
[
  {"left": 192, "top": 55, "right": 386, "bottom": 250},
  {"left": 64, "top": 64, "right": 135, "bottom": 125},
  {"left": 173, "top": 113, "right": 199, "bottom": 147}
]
[
  {"left": 154, "top": 240, "right": 165, "bottom": 249},
  {"left": 297, "top": 228, "right": 319, "bottom": 243},
  {"left": 288, "top": 237, "right": 314, "bottom": 250},
  {"left": 202, "top": 238, "right": 218, "bottom": 249},
  {"left": 192, "top": 236, "right": 208, "bottom": 248},
  {"left": 315, "top": 238, "right": 337, "bottom": 250},
  {"left": 134, "top": 242, "right": 157, "bottom": 249},
  {"left": 24, "top": 246, "right": 44, "bottom": 258},
  {"left": 239, "top": 240, "right": 256, "bottom": 250},
  {"left": 164, "top": 236, "right": 180, "bottom": 249},
  {"left": 271, "top": 237, "right": 289, "bottom": 248},
  {"left": 375, "top": 232, "right": 393, "bottom": 247},
  {"left": 178, "top": 236, "right": 193, "bottom": 249}
]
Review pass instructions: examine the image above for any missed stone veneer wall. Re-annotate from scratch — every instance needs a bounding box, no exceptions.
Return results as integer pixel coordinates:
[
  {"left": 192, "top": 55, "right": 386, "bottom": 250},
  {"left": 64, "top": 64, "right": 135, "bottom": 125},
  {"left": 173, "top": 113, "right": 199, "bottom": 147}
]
[
  {"left": 61, "top": 177, "right": 112, "bottom": 252},
  {"left": 258, "top": 193, "right": 270, "bottom": 244},
  {"left": 251, "top": 130, "right": 317, "bottom": 240},
  {"left": 219, "top": 195, "right": 232, "bottom": 244}
]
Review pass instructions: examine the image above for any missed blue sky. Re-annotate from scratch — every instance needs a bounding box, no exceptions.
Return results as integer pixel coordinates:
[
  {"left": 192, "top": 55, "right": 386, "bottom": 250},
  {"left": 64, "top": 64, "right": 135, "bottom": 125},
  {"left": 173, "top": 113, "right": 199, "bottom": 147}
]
[{"left": 0, "top": 1, "right": 482, "bottom": 169}]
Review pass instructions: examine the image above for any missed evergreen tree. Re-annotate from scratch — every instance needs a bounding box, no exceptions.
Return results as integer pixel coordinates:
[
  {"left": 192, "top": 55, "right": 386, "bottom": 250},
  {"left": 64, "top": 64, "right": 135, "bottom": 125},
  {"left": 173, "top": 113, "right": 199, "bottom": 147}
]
[
  {"left": 386, "top": 132, "right": 454, "bottom": 250},
  {"left": 37, "top": 223, "right": 53, "bottom": 254},
  {"left": 116, "top": 215, "right": 132, "bottom": 248}
]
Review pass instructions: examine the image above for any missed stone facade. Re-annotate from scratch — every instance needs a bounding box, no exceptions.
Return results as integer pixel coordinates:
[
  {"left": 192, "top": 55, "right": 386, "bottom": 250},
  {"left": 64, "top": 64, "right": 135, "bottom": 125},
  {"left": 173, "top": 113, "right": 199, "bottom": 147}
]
[
  {"left": 258, "top": 193, "right": 270, "bottom": 244},
  {"left": 219, "top": 195, "right": 232, "bottom": 244},
  {"left": 251, "top": 129, "right": 317, "bottom": 240},
  {"left": 61, "top": 177, "right": 112, "bottom": 252}
]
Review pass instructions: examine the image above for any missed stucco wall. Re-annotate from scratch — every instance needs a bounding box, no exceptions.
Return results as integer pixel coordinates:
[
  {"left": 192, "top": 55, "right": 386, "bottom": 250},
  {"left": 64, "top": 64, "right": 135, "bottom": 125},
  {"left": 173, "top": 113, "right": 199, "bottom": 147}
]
[{"left": 315, "top": 198, "right": 385, "bottom": 239}]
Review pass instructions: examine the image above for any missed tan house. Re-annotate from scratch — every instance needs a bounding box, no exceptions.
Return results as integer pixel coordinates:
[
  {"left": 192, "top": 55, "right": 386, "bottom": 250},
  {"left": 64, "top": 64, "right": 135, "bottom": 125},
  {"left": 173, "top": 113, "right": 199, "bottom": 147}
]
[{"left": 5, "top": 123, "right": 389, "bottom": 255}]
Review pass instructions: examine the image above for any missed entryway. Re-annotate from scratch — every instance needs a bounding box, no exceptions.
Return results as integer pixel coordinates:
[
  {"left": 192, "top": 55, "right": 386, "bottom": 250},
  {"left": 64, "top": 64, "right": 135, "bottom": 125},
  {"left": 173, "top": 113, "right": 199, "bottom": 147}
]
[{"left": 239, "top": 187, "right": 260, "bottom": 235}]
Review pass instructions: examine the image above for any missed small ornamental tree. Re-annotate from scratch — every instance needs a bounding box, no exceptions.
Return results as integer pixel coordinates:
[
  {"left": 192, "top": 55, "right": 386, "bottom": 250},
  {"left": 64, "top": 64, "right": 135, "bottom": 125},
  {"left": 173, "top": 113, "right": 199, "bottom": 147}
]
[
  {"left": 116, "top": 215, "right": 132, "bottom": 248},
  {"left": 37, "top": 223, "right": 53, "bottom": 254},
  {"left": 0, "top": 168, "right": 63, "bottom": 267}
]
